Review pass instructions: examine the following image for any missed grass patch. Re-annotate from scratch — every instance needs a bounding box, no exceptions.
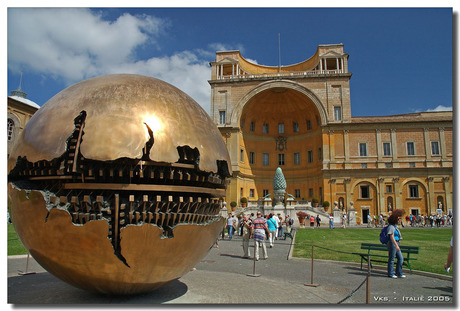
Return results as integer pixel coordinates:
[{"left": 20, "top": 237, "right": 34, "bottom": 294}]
[
  {"left": 8, "top": 224, "right": 28, "bottom": 256},
  {"left": 293, "top": 227, "right": 452, "bottom": 275}
]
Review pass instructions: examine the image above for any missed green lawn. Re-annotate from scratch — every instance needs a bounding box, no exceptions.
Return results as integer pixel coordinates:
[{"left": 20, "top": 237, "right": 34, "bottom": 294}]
[
  {"left": 293, "top": 227, "right": 452, "bottom": 275},
  {"left": 8, "top": 224, "right": 27, "bottom": 256}
]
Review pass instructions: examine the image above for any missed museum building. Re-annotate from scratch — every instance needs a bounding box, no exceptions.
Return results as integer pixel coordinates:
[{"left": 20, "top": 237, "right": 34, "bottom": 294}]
[{"left": 208, "top": 44, "right": 453, "bottom": 222}]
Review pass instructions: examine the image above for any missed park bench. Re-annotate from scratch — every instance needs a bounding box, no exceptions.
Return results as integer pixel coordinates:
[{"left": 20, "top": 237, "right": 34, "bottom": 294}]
[
  {"left": 355, "top": 243, "right": 419, "bottom": 274},
  {"left": 283, "top": 228, "right": 296, "bottom": 240}
]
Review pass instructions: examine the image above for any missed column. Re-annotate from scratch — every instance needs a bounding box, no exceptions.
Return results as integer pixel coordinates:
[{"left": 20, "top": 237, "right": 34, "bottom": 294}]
[
  {"left": 439, "top": 127, "right": 447, "bottom": 160},
  {"left": 377, "top": 178, "right": 385, "bottom": 216},
  {"left": 426, "top": 177, "right": 435, "bottom": 215},
  {"left": 344, "top": 178, "right": 351, "bottom": 213},
  {"left": 344, "top": 129, "right": 350, "bottom": 168},
  {"left": 390, "top": 129, "right": 398, "bottom": 167},
  {"left": 393, "top": 177, "right": 401, "bottom": 210},
  {"left": 336, "top": 58, "right": 339, "bottom": 73},
  {"left": 329, "top": 179, "right": 336, "bottom": 208},
  {"left": 328, "top": 130, "right": 335, "bottom": 165},
  {"left": 442, "top": 177, "right": 451, "bottom": 212},
  {"left": 322, "top": 130, "right": 330, "bottom": 170},
  {"left": 376, "top": 129, "right": 382, "bottom": 162},
  {"left": 423, "top": 128, "right": 431, "bottom": 162}
]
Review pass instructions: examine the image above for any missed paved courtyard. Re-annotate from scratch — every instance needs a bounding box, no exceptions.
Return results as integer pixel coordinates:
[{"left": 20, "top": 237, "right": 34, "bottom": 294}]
[{"left": 8, "top": 232, "right": 453, "bottom": 304}]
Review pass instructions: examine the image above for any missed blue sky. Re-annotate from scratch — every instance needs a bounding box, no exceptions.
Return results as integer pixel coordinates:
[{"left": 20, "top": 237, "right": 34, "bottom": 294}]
[{"left": 7, "top": 6, "right": 454, "bottom": 116}]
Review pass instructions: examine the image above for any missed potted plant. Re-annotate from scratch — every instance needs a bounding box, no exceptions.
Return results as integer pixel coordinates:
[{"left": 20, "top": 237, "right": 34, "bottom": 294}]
[
  {"left": 311, "top": 197, "right": 319, "bottom": 207},
  {"left": 296, "top": 211, "right": 308, "bottom": 227},
  {"left": 230, "top": 201, "right": 237, "bottom": 211},
  {"left": 322, "top": 201, "right": 330, "bottom": 212},
  {"left": 240, "top": 197, "right": 248, "bottom": 208}
]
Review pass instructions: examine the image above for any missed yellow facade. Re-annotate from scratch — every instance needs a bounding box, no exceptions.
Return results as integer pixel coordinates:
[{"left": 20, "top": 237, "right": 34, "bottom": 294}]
[{"left": 209, "top": 44, "right": 453, "bottom": 222}]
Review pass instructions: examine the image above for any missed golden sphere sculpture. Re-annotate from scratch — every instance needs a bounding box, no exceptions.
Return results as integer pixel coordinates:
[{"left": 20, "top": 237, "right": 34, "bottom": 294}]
[{"left": 8, "top": 74, "right": 232, "bottom": 295}]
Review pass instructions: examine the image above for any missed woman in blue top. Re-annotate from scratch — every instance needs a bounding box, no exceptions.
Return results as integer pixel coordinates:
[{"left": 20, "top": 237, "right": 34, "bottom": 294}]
[
  {"left": 267, "top": 214, "right": 278, "bottom": 248},
  {"left": 386, "top": 209, "right": 406, "bottom": 279}
]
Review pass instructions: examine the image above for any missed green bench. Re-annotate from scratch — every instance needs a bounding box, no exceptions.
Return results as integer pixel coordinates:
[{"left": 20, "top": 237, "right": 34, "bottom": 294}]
[
  {"left": 355, "top": 243, "right": 419, "bottom": 274},
  {"left": 283, "top": 228, "right": 296, "bottom": 240}
]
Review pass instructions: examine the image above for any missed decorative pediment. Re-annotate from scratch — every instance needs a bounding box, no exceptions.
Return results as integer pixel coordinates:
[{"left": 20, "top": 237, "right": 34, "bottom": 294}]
[
  {"left": 216, "top": 56, "right": 238, "bottom": 64},
  {"left": 319, "top": 50, "right": 343, "bottom": 58}
]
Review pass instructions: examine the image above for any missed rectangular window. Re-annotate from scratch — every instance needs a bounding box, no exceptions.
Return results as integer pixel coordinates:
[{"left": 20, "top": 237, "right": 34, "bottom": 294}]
[
  {"left": 308, "top": 150, "right": 313, "bottom": 163},
  {"left": 295, "top": 189, "right": 301, "bottom": 198},
  {"left": 219, "top": 111, "right": 226, "bottom": 124},
  {"left": 249, "top": 189, "right": 254, "bottom": 198},
  {"left": 294, "top": 152, "right": 301, "bottom": 165},
  {"left": 334, "top": 106, "right": 342, "bottom": 121},
  {"left": 407, "top": 142, "right": 415, "bottom": 155},
  {"left": 250, "top": 121, "right": 255, "bottom": 132},
  {"left": 249, "top": 152, "right": 255, "bottom": 164},
  {"left": 307, "top": 120, "right": 312, "bottom": 130},
  {"left": 318, "top": 148, "right": 322, "bottom": 161},
  {"left": 383, "top": 142, "right": 391, "bottom": 156},
  {"left": 263, "top": 123, "right": 269, "bottom": 134},
  {"left": 278, "top": 153, "right": 285, "bottom": 166},
  {"left": 409, "top": 162, "right": 416, "bottom": 168},
  {"left": 278, "top": 123, "right": 285, "bottom": 134},
  {"left": 409, "top": 185, "right": 419, "bottom": 198},
  {"left": 361, "top": 163, "right": 368, "bottom": 168},
  {"left": 359, "top": 143, "right": 368, "bottom": 156},
  {"left": 293, "top": 122, "right": 299, "bottom": 133},
  {"left": 309, "top": 188, "right": 314, "bottom": 198},
  {"left": 263, "top": 189, "right": 269, "bottom": 197},
  {"left": 240, "top": 149, "right": 244, "bottom": 162},
  {"left": 386, "top": 185, "right": 393, "bottom": 193},
  {"left": 431, "top": 141, "right": 440, "bottom": 155},
  {"left": 385, "top": 163, "right": 392, "bottom": 168},
  {"left": 262, "top": 153, "right": 269, "bottom": 166},
  {"left": 361, "top": 185, "right": 370, "bottom": 199}
]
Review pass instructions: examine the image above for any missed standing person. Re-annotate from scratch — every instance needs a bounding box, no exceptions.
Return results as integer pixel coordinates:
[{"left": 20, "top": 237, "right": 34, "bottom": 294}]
[
  {"left": 379, "top": 214, "right": 384, "bottom": 227},
  {"left": 273, "top": 213, "right": 281, "bottom": 239},
  {"left": 267, "top": 214, "right": 277, "bottom": 248},
  {"left": 226, "top": 213, "right": 236, "bottom": 240},
  {"left": 385, "top": 209, "right": 406, "bottom": 279},
  {"left": 285, "top": 215, "right": 291, "bottom": 230},
  {"left": 241, "top": 215, "right": 252, "bottom": 258},
  {"left": 342, "top": 213, "right": 347, "bottom": 228},
  {"left": 367, "top": 214, "right": 372, "bottom": 227},
  {"left": 436, "top": 214, "right": 441, "bottom": 228},
  {"left": 329, "top": 213, "right": 334, "bottom": 229},
  {"left": 278, "top": 216, "right": 284, "bottom": 238},
  {"left": 310, "top": 215, "right": 315, "bottom": 228},
  {"left": 316, "top": 214, "right": 321, "bottom": 228},
  {"left": 238, "top": 215, "right": 244, "bottom": 236},
  {"left": 250, "top": 211, "right": 269, "bottom": 260},
  {"left": 444, "top": 237, "right": 453, "bottom": 274}
]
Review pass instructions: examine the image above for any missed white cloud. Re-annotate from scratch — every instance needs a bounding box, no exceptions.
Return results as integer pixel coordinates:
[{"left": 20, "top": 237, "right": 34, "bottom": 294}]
[
  {"left": 8, "top": 8, "right": 215, "bottom": 112},
  {"left": 425, "top": 105, "right": 453, "bottom": 112}
]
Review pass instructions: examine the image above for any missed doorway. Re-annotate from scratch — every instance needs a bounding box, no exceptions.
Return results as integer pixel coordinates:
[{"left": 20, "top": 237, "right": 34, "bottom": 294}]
[{"left": 362, "top": 209, "right": 369, "bottom": 224}]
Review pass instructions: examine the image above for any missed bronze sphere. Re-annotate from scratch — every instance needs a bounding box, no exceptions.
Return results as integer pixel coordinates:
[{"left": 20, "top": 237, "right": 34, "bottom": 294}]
[{"left": 8, "top": 74, "right": 231, "bottom": 295}]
